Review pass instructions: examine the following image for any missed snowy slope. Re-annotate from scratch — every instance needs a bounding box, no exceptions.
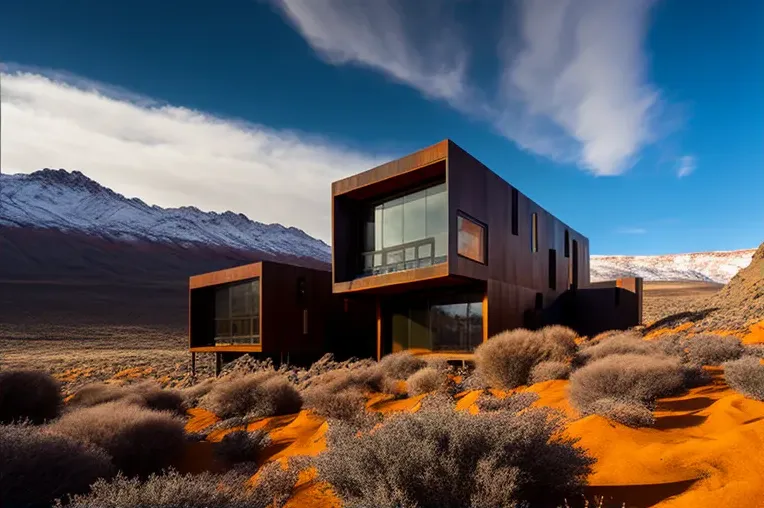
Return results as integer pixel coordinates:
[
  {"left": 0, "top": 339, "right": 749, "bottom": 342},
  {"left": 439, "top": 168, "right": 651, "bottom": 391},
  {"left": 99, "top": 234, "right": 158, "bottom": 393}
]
[
  {"left": 591, "top": 250, "right": 756, "bottom": 284},
  {"left": 0, "top": 169, "right": 331, "bottom": 262}
]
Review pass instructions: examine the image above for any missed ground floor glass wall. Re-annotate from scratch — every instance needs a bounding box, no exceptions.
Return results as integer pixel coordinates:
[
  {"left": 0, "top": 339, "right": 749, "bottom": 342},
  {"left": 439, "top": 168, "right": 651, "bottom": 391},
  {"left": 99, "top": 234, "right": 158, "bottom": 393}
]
[{"left": 386, "top": 290, "right": 483, "bottom": 353}]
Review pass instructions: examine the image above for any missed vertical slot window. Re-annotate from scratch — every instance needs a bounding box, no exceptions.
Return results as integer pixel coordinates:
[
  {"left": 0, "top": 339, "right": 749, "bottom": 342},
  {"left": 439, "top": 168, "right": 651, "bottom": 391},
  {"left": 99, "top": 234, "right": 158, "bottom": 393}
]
[
  {"left": 511, "top": 188, "right": 519, "bottom": 236},
  {"left": 548, "top": 249, "right": 557, "bottom": 290},
  {"left": 531, "top": 213, "right": 538, "bottom": 253}
]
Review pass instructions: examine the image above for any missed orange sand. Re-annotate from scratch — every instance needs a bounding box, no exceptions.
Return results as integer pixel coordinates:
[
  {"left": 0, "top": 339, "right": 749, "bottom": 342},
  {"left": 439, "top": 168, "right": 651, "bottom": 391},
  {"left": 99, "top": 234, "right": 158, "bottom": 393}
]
[
  {"left": 743, "top": 319, "right": 764, "bottom": 344},
  {"left": 181, "top": 370, "right": 764, "bottom": 508},
  {"left": 644, "top": 322, "right": 694, "bottom": 339}
]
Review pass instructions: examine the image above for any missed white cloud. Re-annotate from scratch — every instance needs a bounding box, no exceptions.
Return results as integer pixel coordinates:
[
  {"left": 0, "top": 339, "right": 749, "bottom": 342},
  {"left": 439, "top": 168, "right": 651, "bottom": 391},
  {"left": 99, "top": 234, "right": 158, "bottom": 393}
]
[
  {"left": 0, "top": 70, "right": 385, "bottom": 242},
  {"left": 273, "top": 0, "right": 468, "bottom": 103},
  {"left": 676, "top": 155, "right": 696, "bottom": 178},
  {"left": 616, "top": 227, "right": 647, "bottom": 235},
  {"left": 272, "top": 0, "right": 662, "bottom": 176}
]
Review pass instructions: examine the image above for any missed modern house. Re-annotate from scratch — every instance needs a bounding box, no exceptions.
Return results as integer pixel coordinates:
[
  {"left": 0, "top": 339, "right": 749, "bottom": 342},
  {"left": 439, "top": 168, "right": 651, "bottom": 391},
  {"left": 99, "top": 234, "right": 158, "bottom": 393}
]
[
  {"left": 188, "top": 260, "right": 375, "bottom": 373},
  {"left": 188, "top": 139, "right": 643, "bottom": 370},
  {"left": 331, "top": 139, "right": 597, "bottom": 359}
]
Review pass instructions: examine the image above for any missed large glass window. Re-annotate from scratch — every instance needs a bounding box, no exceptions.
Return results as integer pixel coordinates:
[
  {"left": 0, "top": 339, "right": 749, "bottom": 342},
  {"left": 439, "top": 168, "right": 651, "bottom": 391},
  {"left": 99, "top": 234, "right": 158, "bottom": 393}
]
[
  {"left": 361, "top": 182, "right": 447, "bottom": 276},
  {"left": 388, "top": 292, "right": 483, "bottom": 353},
  {"left": 214, "top": 279, "right": 260, "bottom": 345},
  {"left": 457, "top": 214, "right": 486, "bottom": 264}
]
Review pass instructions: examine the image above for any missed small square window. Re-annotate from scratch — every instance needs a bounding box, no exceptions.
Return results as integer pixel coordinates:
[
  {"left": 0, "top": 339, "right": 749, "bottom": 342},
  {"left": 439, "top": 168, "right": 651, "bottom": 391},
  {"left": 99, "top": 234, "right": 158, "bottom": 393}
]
[{"left": 457, "top": 213, "right": 486, "bottom": 264}]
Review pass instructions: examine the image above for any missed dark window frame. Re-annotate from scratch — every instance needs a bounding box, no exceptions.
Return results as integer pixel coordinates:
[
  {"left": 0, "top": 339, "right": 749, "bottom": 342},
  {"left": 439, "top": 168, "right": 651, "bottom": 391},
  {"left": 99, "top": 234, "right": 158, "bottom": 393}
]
[{"left": 531, "top": 213, "right": 539, "bottom": 253}]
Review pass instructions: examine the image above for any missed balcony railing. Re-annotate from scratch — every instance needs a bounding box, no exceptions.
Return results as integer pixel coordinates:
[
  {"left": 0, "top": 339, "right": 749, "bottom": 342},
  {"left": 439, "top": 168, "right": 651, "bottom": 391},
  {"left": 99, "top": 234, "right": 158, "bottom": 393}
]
[{"left": 360, "top": 237, "right": 446, "bottom": 277}]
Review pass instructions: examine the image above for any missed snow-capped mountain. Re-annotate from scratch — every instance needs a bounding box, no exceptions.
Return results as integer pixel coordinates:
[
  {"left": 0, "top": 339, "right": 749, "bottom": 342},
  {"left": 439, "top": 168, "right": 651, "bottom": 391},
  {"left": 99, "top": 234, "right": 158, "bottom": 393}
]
[
  {"left": 0, "top": 169, "right": 331, "bottom": 262},
  {"left": 1, "top": 169, "right": 756, "bottom": 285},
  {"left": 591, "top": 249, "right": 756, "bottom": 284}
]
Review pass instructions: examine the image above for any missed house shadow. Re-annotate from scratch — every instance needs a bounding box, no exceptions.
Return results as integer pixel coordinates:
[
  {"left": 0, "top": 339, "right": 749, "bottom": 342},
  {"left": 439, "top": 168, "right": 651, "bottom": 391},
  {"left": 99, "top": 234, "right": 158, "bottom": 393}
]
[{"left": 643, "top": 308, "right": 718, "bottom": 334}]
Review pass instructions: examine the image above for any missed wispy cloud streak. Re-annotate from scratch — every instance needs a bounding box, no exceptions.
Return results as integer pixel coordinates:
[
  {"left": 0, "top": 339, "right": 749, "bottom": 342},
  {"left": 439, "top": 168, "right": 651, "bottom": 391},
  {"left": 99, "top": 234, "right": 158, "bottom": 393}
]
[{"left": 272, "top": 0, "right": 663, "bottom": 176}]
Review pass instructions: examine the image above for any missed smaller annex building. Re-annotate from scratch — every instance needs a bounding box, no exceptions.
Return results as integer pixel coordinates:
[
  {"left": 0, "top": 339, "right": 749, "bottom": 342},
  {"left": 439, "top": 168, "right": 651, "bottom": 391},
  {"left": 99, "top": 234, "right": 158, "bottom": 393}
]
[{"left": 188, "top": 260, "right": 375, "bottom": 373}]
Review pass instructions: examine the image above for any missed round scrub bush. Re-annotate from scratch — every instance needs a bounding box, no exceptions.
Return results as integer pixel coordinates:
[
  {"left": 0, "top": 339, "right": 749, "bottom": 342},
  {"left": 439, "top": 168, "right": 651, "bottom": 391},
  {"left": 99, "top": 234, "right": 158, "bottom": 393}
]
[
  {"left": 569, "top": 353, "right": 685, "bottom": 418},
  {"left": 214, "top": 429, "right": 270, "bottom": 464},
  {"left": 529, "top": 361, "right": 571, "bottom": 383},
  {"left": 378, "top": 351, "right": 427, "bottom": 380},
  {"left": 475, "top": 329, "right": 571, "bottom": 389},
  {"left": 686, "top": 335, "right": 744, "bottom": 366},
  {"left": 0, "top": 369, "right": 63, "bottom": 424},
  {"left": 406, "top": 367, "right": 448, "bottom": 396},
  {"left": 586, "top": 398, "right": 655, "bottom": 428},
  {"left": 200, "top": 372, "right": 302, "bottom": 420},
  {"left": 575, "top": 333, "right": 659, "bottom": 366},
  {"left": 51, "top": 401, "right": 186, "bottom": 478},
  {"left": 1, "top": 424, "right": 114, "bottom": 507},
  {"left": 724, "top": 356, "right": 764, "bottom": 401},
  {"left": 316, "top": 398, "right": 593, "bottom": 507}
]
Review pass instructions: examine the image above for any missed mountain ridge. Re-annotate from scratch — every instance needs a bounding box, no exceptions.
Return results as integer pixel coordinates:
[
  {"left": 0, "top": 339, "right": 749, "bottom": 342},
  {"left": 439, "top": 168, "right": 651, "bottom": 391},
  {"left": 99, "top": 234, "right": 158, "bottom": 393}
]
[
  {"left": 0, "top": 168, "right": 331, "bottom": 262},
  {"left": 1, "top": 168, "right": 757, "bottom": 285}
]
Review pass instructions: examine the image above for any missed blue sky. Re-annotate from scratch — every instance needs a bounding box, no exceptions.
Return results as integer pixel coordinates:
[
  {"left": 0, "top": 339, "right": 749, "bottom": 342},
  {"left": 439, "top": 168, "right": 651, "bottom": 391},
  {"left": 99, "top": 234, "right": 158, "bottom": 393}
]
[{"left": 1, "top": 0, "right": 762, "bottom": 254}]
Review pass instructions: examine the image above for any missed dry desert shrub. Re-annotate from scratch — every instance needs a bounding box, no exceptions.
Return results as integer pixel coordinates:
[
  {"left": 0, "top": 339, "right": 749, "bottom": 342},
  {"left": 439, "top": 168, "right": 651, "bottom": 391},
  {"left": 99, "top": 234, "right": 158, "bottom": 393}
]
[
  {"left": 529, "top": 360, "right": 572, "bottom": 383},
  {"left": 589, "top": 329, "right": 642, "bottom": 343},
  {"left": 67, "top": 383, "right": 135, "bottom": 408},
  {"left": 474, "top": 328, "right": 573, "bottom": 389},
  {"left": 0, "top": 424, "right": 114, "bottom": 508},
  {"left": 406, "top": 367, "right": 448, "bottom": 396},
  {"left": 723, "top": 356, "right": 764, "bottom": 401},
  {"left": 50, "top": 401, "right": 186, "bottom": 478},
  {"left": 179, "top": 378, "right": 216, "bottom": 406},
  {"left": 300, "top": 364, "right": 390, "bottom": 394},
  {"left": 685, "top": 334, "right": 744, "bottom": 366},
  {"left": 214, "top": 429, "right": 271, "bottom": 464},
  {"left": 586, "top": 398, "right": 656, "bottom": 427},
  {"left": 200, "top": 372, "right": 302, "bottom": 420},
  {"left": 0, "top": 369, "right": 63, "bottom": 424},
  {"left": 68, "top": 382, "right": 186, "bottom": 415},
  {"left": 303, "top": 386, "right": 367, "bottom": 421},
  {"left": 316, "top": 397, "right": 592, "bottom": 507},
  {"left": 60, "top": 460, "right": 300, "bottom": 508},
  {"left": 745, "top": 344, "right": 764, "bottom": 359},
  {"left": 651, "top": 334, "right": 689, "bottom": 360},
  {"left": 575, "top": 333, "right": 659, "bottom": 366},
  {"left": 301, "top": 365, "right": 394, "bottom": 422},
  {"left": 378, "top": 351, "right": 427, "bottom": 380},
  {"left": 474, "top": 391, "right": 539, "bottom": 413},
  {"left": 538, "top": 325, "right": 579, "bottom": 357},
  {"left": 569, "top": 354, "right": 685, "bottom": 426}
]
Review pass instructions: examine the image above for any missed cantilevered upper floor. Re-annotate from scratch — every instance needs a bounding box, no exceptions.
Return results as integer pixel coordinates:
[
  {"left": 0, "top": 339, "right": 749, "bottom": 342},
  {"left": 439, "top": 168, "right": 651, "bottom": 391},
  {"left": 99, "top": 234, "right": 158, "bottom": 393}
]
[{"left": 331, "top": 139, "right": 590, "bottom": 296}]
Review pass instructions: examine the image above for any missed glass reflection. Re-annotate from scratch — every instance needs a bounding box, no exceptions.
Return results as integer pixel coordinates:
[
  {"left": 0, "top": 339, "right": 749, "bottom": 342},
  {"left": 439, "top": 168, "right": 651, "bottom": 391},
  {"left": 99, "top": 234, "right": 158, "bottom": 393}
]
[{"left": 361, "top": 181, "right": 447, "bottom": 277}]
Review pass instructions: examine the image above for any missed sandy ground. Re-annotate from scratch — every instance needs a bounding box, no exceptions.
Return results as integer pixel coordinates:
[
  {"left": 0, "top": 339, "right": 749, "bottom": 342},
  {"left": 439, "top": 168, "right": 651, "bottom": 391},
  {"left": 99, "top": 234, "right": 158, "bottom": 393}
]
[
  {"left": 642, "top": 281, "right": 723, "bottom": 326},
  {"left": 0, "top": 323, "right": 214, "bottom": 393},
  {"left": 179, "top": 359, "right": 764, "bottom": 508}
]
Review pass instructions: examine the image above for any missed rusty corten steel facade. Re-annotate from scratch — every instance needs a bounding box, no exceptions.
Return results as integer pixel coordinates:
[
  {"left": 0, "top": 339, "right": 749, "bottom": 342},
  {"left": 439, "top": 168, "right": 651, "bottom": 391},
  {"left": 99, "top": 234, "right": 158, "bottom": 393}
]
[
  {"left": 331, "top": 139, "right": 592, "bottom": 358},
  {"left": 188, "top": 260, "right": 376, "bottom": 363}
]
